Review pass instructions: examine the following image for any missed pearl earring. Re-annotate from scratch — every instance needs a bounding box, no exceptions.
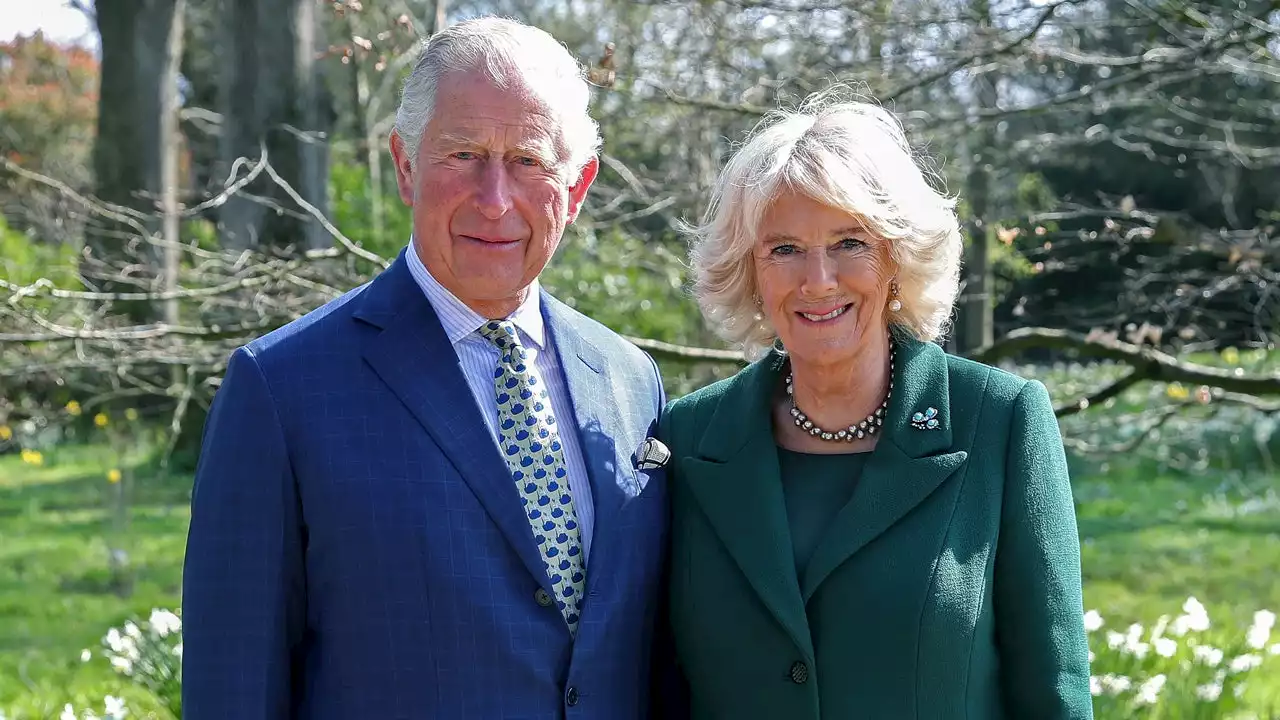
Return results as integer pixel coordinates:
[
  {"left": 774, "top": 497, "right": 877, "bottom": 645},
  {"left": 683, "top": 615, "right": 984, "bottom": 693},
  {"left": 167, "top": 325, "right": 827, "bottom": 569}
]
[{"left": 888, "top": 281, "right": 902, "bottom": 312}]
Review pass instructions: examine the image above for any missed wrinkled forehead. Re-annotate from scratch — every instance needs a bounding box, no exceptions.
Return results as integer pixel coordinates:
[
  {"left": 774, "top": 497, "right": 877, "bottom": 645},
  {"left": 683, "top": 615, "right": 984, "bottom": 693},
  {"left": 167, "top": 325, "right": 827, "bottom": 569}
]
[{"left": 429, "top": 65, "right": 573, "bottom": 157}]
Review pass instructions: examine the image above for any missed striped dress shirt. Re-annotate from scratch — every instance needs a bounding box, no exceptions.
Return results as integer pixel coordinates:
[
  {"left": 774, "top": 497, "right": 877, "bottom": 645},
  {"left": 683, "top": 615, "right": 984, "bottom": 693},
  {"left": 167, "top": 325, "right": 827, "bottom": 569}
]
[{"left": 405, "top": 243, "right": 595, "bottom": 562}]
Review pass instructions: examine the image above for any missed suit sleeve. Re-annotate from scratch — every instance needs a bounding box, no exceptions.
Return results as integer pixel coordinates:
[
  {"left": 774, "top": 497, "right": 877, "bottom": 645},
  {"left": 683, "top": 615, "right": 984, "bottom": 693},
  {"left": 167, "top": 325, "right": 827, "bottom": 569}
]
[
  {"left": 182, "top": 346, "right": 306, "bottom": 719},
  {"left": 994, "top": 379, "right": 1094, "bottom": 719}
]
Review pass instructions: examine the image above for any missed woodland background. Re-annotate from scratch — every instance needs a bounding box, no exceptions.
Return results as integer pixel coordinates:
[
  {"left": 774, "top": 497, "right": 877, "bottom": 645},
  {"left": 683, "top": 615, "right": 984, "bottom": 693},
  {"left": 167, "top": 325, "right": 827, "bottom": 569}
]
[{"left": 1, "top": 0, "right": 1280, "bottom": 717}]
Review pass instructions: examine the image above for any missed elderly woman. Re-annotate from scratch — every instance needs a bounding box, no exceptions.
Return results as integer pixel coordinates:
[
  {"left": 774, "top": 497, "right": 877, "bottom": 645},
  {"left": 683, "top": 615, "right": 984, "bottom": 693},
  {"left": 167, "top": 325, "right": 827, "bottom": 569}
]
[{"left": 659, "top": 90, "right": 1093, "bottom": 719}]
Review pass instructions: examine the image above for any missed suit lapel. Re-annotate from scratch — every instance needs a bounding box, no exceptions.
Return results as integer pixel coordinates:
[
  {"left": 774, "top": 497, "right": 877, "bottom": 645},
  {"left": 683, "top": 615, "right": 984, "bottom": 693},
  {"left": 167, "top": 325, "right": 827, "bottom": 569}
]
[
  {"left": 540, "top": 293, "right": 630, "bottom": 604},
  {"left": 801, "top": 338, "right": 969, "bottom": 601},
  {"left": 682, "top": 354, "right": 814, "bottom": 662},
  {"left": 354, "top": 254, "right": 556, "bottom": 599}
]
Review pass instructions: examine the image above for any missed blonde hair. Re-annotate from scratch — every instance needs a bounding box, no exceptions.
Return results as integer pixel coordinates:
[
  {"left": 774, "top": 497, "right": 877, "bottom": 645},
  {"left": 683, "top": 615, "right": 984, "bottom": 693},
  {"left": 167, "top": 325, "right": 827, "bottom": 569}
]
[{"left": 687, "top": 86, "right": 963, "bottom": 358}]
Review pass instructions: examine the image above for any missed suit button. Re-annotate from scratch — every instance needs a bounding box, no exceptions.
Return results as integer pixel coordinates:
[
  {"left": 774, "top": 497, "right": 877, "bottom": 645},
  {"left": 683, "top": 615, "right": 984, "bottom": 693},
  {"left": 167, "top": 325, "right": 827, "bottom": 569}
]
[
  {"left": 789, "top": 661, "right": 809, "bottom": 684},
  {"left": 535, "top": 588, "right": 553, "bottom": 607},
  {"left": 565, "top": 686, "right": 580, "bottom": 706}
]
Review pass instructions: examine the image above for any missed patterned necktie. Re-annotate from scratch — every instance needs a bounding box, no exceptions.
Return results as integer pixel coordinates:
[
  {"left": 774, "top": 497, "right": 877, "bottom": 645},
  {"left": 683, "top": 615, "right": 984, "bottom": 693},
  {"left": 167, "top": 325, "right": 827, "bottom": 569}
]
[{"left": 479, "top": 320, "right": 586, "bottom": 635}]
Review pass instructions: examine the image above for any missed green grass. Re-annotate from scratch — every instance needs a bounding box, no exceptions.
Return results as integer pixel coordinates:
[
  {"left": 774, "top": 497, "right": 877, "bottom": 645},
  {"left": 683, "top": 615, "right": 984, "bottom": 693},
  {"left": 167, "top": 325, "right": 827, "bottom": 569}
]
[
  {"left": 0, "top": 444, "right": 189, "bottom": 718},
  {"left": 1, "top": 442, "right": 1278, "bottom": 717},
  {"left": 1072, "top": 459, "right": 1280, "bottom": 715}
]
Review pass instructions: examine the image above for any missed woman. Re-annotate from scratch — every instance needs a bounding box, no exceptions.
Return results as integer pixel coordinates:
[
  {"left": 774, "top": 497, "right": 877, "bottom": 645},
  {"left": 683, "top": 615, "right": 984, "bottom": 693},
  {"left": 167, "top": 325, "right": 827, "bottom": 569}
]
[{"left": 660, "top": 88, "right": 1093, "bottom": 719}]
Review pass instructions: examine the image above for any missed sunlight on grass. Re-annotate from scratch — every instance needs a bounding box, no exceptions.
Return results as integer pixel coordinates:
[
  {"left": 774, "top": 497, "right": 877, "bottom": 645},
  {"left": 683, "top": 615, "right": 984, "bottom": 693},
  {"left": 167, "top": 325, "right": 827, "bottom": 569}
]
[
  {"left": 2, "top": 429, "right": 1279, "bottom": 717},
  {"left": 0, "top": 445, "right": 187, "bottom": 717}
]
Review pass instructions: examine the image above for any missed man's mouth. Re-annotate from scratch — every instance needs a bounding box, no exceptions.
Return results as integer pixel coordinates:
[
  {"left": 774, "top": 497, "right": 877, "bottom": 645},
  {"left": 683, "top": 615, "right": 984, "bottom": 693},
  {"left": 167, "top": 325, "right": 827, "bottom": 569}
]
[{"left": 460, "top": 234, "right": 521, "bottom": 246}]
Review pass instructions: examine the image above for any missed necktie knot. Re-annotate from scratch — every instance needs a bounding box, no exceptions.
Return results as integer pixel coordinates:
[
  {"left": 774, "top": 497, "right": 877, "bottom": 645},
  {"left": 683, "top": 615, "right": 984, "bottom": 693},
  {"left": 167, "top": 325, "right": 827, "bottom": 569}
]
[{"left": 479, "top": 320, "right": 522, "bottom": 352}]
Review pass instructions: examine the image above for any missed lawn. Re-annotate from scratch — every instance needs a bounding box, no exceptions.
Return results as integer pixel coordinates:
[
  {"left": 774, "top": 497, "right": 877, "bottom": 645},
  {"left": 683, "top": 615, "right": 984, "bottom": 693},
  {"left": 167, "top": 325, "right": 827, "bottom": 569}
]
[
  {"left": 1, "top": 439, "right": 1278, "bottom": 717},
  {"left": 0, "top": 444, "right": 189, "bottom": 718}
]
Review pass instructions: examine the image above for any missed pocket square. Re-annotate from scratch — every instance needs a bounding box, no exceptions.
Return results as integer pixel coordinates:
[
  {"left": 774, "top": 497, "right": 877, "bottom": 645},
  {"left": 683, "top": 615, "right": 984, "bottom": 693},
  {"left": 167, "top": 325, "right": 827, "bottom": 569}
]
[{"left": 634, "top": 437, "right": 672, "bottom": 470}]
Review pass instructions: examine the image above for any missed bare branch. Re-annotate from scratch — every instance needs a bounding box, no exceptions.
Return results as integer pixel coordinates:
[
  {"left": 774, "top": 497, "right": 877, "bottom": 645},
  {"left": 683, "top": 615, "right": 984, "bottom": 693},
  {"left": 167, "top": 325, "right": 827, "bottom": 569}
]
[{"left": 970, "top": 328, "right": 1280, "bottom": 396}]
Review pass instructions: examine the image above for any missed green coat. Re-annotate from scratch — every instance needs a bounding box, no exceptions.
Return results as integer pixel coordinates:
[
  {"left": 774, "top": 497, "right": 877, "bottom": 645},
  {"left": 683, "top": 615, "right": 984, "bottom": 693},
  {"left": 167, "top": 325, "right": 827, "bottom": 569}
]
[{"left": 659, "top": 338, "right": 1093, "bottom": 719}]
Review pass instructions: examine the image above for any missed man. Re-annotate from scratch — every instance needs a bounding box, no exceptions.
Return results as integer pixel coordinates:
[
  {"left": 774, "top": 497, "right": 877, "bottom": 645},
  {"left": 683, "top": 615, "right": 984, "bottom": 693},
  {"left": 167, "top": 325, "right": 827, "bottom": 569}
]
[{"left": 182, "top": 17, "right": 673, "bottom": 719}]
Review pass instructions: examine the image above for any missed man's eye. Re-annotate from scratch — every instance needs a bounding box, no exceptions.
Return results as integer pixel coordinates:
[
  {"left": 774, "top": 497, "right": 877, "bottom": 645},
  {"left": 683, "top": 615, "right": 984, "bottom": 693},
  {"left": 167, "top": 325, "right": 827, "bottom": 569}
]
[
  {"left": 514, "top": 156, "right": 541, "bottom": 167},
  {"left": 454, "top": 151, "right": 479, "bottom": 160}
]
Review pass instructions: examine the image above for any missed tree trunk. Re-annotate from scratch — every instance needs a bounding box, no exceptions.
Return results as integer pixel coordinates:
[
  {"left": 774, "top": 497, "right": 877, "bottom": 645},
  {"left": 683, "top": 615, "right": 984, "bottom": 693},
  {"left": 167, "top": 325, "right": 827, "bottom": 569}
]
[
  {"left": 434, "top": 0, "right": 449, "bottom": 35},
  {"left": 959, "top": 0, "right": 996, "bottom": 353},
  {"left": 90, "top": 0, "right": 184, "bottom": 318},
  {"left": 218, "top": 0, "right": 332, "bottom": 253},
  {"left": 161, "top": 0, "right": 186, "bottom": 327}
]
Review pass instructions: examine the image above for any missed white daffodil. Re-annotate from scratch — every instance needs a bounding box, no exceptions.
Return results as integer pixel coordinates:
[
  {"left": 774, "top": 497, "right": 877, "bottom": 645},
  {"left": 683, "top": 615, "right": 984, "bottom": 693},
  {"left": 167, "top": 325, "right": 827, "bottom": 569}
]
[
  {"left": 1134, "top": 674, "right": 1166, "bottom": 706},
  {"left": 1229, "top": 653, "right": 1262, "bottom": 673},
  {"left": 148, "top": 609, "right": 182, "bottom": 638},
  {"left": 1083, "top": 610, "right": 1104, "bottom": 632},
  {"left": 1246, "top": 610, "right": 1275, "bottom": 650}
]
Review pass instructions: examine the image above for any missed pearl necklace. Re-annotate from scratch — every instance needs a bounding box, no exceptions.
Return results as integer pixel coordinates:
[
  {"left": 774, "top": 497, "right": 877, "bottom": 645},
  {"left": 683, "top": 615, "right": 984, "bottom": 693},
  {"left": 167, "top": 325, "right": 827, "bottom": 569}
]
[{"left": 786, "top": 343, "right": 895, "bottom": 443}]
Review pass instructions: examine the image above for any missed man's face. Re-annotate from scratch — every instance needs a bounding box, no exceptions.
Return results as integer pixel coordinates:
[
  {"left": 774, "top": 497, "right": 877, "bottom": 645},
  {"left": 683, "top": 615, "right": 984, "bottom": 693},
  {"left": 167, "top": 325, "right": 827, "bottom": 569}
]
[{"left": 391, "top": 68, "right": 598, "bottom": 318}]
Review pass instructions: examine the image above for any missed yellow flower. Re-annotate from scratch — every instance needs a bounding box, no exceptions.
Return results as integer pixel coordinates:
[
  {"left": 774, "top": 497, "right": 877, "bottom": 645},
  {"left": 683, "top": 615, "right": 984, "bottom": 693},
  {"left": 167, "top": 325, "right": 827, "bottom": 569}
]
[
  {"left": 94, "top": 413, "right": 109, "bottom": 428},
  {"left": 1221, "top": 347, "right": 1240, "bottom": 366},
  {"left": 107, "top": 469, "right": 122, "bottom": 484},
  {"left": 124, "top": 408, "right": 139, "bottom": 422},
  {"left": 66, "top": 401, "right": 82, "bottom": 416},
  {"left": 0, "top": 425, "right": 11, "bottom": 441},
  {"left": 20, "top": 449, "right": 44, "bottom": 466},
  {"left": 1166, "top": 383, "right": 1190, "bottom": 400}
]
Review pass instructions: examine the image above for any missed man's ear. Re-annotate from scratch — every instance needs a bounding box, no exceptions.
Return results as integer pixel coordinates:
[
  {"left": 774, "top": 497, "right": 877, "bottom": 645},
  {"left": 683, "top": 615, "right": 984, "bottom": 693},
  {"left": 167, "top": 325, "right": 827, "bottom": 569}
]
[
  {"left": 389, "top": 131, "right": 416, "bottom": 206},
  {"left": 566, "top": 156, "right": 600, "bottom": 224}
]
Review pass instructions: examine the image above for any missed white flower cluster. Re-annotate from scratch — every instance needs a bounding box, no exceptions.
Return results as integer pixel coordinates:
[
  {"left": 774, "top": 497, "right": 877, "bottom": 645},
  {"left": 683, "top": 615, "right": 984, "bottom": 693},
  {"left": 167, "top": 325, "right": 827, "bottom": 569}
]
[
  {"left": 57, "top": 696, "right": 127, "bottom": 720},
  {"left": 1086, "top": 596, "right": 1278, "bottom": 712},
  {"left": 100, "top": 609, "right": 183, "bottom": 675}
]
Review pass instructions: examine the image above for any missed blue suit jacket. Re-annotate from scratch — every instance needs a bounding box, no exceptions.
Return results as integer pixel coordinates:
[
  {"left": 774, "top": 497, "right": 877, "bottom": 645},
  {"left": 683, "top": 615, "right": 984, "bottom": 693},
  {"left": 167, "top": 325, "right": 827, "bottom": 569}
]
[{"left": 181, "top": 252, "right": 672, "bottom": 719}]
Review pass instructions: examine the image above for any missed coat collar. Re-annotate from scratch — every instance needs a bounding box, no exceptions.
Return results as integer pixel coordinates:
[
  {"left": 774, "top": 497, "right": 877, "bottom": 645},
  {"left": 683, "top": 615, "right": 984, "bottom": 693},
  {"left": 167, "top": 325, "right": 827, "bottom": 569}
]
[
  {"left": 538, "top": 290, "right": 636, "bottom": 612},
  {"left": 681, "top": 335, "right": 969, "bottom": 656},
  {"left": 696, "top": 336, "right": 959, "bottom": 462}
]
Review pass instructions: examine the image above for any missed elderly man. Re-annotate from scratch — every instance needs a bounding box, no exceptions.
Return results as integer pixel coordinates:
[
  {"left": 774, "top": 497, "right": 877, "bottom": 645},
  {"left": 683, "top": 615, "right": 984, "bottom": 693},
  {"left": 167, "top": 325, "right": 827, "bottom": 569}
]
[{"left": 182, "top": 17, "right": 675, "bottom": 719}]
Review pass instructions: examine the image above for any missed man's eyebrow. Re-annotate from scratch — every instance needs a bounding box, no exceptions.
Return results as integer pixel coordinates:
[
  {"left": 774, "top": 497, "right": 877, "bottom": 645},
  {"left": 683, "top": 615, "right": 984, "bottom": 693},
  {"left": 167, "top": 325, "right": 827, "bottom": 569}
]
[
  {"left": 431, "top": 133, "right": 563, "bottom": 167},
  {"left": 509, "top": 141, "right": 560, "bottom": 164},
  {"left": 434, "top": 133, "right": 484, "bottom": 150}
]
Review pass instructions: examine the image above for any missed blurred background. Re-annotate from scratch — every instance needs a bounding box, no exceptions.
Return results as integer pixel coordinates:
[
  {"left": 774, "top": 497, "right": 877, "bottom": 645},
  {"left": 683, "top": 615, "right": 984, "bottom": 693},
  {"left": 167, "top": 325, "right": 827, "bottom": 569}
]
[{"left": 0, "top": 0, "right": 1278, "bottom": 717}]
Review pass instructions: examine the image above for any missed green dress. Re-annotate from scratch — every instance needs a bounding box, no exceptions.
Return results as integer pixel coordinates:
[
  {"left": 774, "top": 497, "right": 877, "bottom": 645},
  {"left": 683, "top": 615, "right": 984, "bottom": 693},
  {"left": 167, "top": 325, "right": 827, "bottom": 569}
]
[{"left": 777, "top": 449, "right": 868, "bottom": 579}]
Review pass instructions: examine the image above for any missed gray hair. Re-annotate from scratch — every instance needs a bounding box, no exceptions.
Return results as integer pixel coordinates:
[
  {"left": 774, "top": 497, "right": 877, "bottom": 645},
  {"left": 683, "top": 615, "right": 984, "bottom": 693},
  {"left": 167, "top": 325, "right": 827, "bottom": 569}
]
[
  {"left": 687, "top": 85, "right": 964, "bottom": 359},
  {"left": 393, "top": 16, "right": 601, "bottom": 178}
]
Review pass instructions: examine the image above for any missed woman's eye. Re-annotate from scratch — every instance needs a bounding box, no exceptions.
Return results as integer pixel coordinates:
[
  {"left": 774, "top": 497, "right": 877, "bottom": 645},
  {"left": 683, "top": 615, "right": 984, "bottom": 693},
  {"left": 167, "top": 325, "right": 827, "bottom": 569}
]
[
  {"left": 838, "top": 237, "right": 866, "bottom": 250},
  {"left": 770, "top": 244, "right": 799, "bottom": 256}
]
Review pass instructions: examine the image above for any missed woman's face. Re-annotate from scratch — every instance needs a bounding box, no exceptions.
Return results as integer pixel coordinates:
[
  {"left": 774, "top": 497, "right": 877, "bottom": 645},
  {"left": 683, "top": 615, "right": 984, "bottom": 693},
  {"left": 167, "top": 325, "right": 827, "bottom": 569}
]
[{"left": 753, "top": 191, "right": 896, "bottom": 369}]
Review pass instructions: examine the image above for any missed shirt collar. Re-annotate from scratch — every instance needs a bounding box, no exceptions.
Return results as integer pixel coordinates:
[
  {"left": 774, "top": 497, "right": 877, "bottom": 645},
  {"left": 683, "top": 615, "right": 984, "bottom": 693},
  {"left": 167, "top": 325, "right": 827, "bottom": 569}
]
[{"left": 404, "top": 240, "right": 545, "bottom": 349}]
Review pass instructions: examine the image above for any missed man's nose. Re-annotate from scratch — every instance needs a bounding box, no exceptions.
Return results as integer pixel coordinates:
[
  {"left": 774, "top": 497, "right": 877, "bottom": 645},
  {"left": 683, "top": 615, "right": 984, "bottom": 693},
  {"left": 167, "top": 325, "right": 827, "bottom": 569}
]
[{"left": 474, "top": 160, "right": 514, "bottom": 219}]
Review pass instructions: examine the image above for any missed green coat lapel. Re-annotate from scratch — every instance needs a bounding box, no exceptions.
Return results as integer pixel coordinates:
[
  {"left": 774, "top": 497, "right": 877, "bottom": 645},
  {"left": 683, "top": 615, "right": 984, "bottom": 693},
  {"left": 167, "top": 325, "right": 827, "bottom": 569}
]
[
  {"left": 801, "top": 338, "right": 969, "bottom": 601},
  {"left": 680, "top": 353, "right": 815, "bottom": 663}
]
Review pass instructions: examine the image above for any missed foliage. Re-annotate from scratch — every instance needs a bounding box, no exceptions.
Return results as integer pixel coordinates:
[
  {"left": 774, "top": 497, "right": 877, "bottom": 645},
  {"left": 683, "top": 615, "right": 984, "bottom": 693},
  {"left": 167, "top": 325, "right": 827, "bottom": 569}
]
[
  {"left": 328, "top": 159, "right": 412, "bottom": 259},
  {"left": 1086, "top": 599, "right": 1279, "bottom": 718},
  {"left": 0, "top": 33, "right": 98, "bottom": 178},
  {"left": 96, "top": 610, "right": 183, "bottom": 718},
  {"left": 0, "top": 213, "right": 80, "bottom": 287}
]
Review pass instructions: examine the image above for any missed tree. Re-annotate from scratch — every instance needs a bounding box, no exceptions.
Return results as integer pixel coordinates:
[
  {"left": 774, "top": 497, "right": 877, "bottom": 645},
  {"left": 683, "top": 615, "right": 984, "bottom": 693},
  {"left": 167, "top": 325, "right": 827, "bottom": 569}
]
[
  {"left": 90, "top": 0, "right": 186, "bottom": 319},
  {"left": 217, "top": 0, "right": 334, "bottom": 252},
  {"left": 0, "top": 33, "right": 98, "bottom": 244}
]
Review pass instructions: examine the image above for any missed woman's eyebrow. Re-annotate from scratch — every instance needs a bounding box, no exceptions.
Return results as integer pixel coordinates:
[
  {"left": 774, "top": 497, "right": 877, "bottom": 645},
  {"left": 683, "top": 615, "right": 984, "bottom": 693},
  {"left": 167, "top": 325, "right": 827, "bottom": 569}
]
[{"left": 829, "top": 225, "right": 870, "bottom": 237}]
